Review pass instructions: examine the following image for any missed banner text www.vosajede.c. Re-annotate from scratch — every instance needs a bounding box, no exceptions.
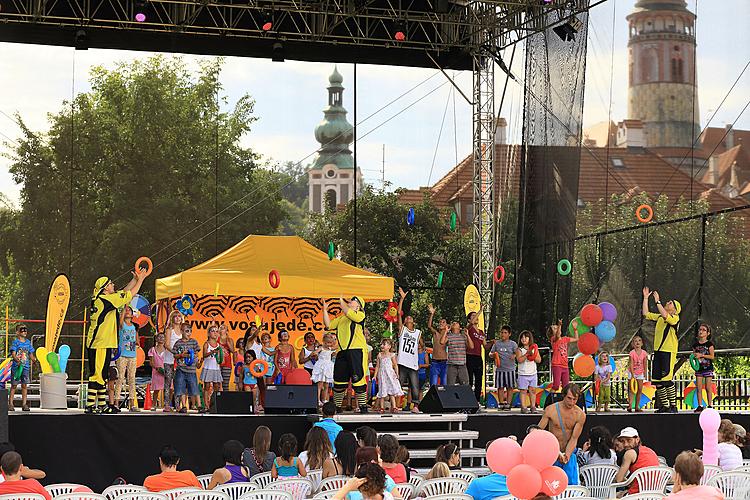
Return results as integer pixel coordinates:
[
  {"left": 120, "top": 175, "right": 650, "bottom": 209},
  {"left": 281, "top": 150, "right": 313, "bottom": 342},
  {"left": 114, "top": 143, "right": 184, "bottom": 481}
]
[{"left": 187, "top": 318, "right": 326, "bottom": 335}]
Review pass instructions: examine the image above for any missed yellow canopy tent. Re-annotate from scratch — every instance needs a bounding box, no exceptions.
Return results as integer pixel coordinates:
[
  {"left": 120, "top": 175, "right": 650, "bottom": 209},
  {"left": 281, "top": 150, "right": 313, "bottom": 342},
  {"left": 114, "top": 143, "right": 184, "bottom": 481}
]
[{"left": 155, "top": 235, "right": 394, "bottom": 301}]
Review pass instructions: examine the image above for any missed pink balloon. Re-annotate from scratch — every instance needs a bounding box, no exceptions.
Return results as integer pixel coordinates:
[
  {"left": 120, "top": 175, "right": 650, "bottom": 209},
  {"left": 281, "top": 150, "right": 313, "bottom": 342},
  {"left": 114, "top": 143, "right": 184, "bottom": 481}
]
[
  {"left": 507, "top": 464, "right": 543, "bottom": 500},
  {"left": 540, "top": 466, "right": 569, "bottom": 496},
  {"left": 73, "top": 486, "right": 93, "bottom": 493},
  {"left": 699, "top": 407, "right": 721, "bottom": 432},
  {"left": 522, "top": 429, "right": 560, "bottom": 470},
  {"left": 487, "top": 437, "right": 524, "bottom": 475}
]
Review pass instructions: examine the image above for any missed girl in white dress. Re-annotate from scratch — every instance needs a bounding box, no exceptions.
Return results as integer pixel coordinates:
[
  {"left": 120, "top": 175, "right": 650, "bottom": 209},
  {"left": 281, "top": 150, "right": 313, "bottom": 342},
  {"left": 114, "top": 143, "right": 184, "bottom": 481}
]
[
  {"left": 374, "top": 338, "right": 404, "bottom": 413},
  {"left": 311, "top": 333, "right": 336, "bottom": 406}
]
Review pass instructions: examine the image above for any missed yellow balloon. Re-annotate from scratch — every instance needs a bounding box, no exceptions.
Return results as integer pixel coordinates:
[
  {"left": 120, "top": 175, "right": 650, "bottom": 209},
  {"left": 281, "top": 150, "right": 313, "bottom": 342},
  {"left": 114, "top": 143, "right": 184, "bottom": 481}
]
[
  {"left": 36, "top": 347, "right": 53, "bottom": 373},
  {"left": 254, "top": 315, "right": 261, "bottom": 327}
]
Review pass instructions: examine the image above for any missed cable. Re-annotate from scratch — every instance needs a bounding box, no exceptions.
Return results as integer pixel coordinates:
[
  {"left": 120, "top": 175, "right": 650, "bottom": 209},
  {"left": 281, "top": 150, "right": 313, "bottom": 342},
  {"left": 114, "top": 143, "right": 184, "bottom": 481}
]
[{"left": 427, "top": 86, "right": 452, "bottom": 186}]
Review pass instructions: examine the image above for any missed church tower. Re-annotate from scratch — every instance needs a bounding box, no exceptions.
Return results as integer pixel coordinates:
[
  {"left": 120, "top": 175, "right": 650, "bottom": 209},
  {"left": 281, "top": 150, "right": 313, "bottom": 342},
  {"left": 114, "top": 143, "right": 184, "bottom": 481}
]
[
  {"left": 308, "top": 67, "right": 362, "bottom": 213},
  {"left": 627, "top": 0, "right": 700, "bottom": 147}
]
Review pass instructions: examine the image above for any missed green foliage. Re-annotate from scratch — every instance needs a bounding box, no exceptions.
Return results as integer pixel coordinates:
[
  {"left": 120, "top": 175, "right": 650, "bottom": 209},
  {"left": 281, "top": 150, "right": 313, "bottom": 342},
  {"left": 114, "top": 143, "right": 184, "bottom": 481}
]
[{"left": 3, "top": 55, "right": 289, "bottom": 318}]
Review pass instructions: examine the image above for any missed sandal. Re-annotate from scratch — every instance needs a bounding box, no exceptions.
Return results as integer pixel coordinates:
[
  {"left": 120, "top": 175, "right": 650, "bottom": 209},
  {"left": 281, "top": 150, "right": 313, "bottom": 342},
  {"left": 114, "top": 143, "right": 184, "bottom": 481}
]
[{"left": 179, "top": 407, "right": 188, "bottom": 414}]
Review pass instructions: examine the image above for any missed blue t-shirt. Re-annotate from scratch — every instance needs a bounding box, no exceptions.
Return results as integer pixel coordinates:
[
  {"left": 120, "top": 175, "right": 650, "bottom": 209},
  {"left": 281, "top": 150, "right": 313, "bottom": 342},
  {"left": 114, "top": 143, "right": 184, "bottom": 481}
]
[
  {"left": 243, "top": 367, "right": 257, "bottom": 386},
  {"left": 10, "top": 338, "right": 33, "bottom": 368},
  {"left": 314, "top": 418, "right": 343, "bottom": 454},
  {"left": 464, "top": 473, "right": 509, "bottom": 500},
  {"left": 418, "top": 352, "right": 427, "bottom": 377},
  {"left": 118, "top": 323, "right": 138, "bottom": 358},
  {"left": 347, "top": 476, "right": 396, "bottom": 500}
]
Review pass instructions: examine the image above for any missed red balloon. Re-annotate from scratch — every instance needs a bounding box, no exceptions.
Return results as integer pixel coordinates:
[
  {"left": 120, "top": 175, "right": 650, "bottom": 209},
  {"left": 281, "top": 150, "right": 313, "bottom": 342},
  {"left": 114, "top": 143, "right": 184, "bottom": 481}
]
[
  {"left": 487, "top": 437, "right": 524, "bottom": 475},
  {"left": 540, "top": 466, "right": 569, "bottom": 496},
  {"left": 578, "top": 332, "right": 600, "bottom": 356},
  {"left": 285, "top": 368, "right": 312, "bottom": 385},
  {"left": 507, "top": 464, "right": 543, "bottom": 500},
  {"left": 581, "top": 304, "right": 603, "bottom": 327},
  {"left": 573, "top": 354, "right": 596, "bottom": 377},
  {"left": 521, "top": 429, "right": 560, "bottom": 471}
]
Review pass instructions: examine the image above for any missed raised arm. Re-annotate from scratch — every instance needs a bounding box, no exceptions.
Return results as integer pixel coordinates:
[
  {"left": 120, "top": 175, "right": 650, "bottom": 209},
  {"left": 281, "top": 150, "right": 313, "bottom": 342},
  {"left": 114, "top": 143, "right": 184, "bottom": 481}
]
[
  {"left": 397, "top": 287, "right": 407, "bottom": 332},
  {"left": 642, "top": 286, "right": 652, "bottom": 317},
  {"left": 652, "top": 290, "right": 669, "bottom": 319},
  {"left": 427, "top": 304, "right": 438, "bottom": 335},
  {"left": 464, "top": 328, "right": 474, "bottom": 350},
  {"left": 322, "top": 299, "right": 331, "bottom": 329}
]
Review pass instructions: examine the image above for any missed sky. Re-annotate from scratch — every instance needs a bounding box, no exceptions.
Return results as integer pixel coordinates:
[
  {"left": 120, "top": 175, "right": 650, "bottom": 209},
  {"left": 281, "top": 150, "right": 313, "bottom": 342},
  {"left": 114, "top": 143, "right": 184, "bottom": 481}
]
[{"left": 1, "top": 0, "right": 748, "bottom": 207}]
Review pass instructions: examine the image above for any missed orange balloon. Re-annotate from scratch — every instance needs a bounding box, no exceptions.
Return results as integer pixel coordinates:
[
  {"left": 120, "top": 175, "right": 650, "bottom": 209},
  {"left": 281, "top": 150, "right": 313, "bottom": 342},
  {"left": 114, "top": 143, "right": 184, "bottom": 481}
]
[
  {"left": 573, "top": 354, "right": 595, "bottom": 377},
  {"left": 136, "top": 346, "right": 145, "bottom": 368}
]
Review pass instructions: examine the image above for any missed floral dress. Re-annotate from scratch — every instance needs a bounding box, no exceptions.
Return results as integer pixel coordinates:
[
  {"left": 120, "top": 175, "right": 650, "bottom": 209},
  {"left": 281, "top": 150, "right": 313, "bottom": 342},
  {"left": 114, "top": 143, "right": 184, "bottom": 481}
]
[{"left": 377, "top": 353, "right": 404, "bottom": 398}]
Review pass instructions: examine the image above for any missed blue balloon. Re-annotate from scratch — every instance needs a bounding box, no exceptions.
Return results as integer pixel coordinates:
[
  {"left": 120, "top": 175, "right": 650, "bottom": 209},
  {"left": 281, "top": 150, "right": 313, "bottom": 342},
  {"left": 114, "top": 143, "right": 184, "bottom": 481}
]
[
  {"left": 595, "top": 320, "right": 616, "bottom": 343},
  {"left": 407, "top": 207, "right": 415, "bottom": 226},
  {"left": 186, "top": 349, "right": 194, "bottom": 366},
  {"left": 58, "top": 344, "right": 71, "bottom": 373}
]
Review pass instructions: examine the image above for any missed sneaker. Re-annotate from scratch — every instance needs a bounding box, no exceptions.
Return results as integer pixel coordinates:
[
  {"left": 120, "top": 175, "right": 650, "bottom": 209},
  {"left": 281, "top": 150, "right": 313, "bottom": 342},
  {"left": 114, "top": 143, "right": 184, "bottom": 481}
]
[
  {"left": 129, "top": 406, "right": 140, "bottom": 413},
  {"left": 21, "top": 404, "right": 30, "bottom": 412},
  {"left": 694, "top": 406, "right": 704, "bottom": 413},
  {"left": 411, "top": 406, "right": 421, "bottom": 414},
  {"left": 359, "top": 405, "right": 369, "bottom": 414},
  {"left": 655, "top": 407, "right": 668, "bottom": 413},
  {"left": 8, "top": 404, "right": 14, "bottom": 412},
  {"left": 668, "top": 406, "right": 678, "bottom": 413},
  {"left": 520, "top": 408, "right": 529, "bottom": 414},
  {"left": 102, "top": 404, "right": 120, "bottom": 414}
]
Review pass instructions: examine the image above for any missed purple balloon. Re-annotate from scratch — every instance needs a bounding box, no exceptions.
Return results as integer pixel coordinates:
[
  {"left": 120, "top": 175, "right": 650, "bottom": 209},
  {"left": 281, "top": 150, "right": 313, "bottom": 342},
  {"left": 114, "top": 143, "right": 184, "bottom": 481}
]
[{"left": 599, "top": 302, "right": 617, "bottom": 322}]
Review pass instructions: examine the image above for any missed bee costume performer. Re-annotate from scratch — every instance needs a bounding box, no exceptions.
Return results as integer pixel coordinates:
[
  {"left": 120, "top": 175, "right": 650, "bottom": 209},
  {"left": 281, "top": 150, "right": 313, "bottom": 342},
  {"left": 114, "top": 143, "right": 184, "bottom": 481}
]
[
  {"left": 86, "top": 271, "right": 146, "bottom": 413},
  {"left": 642, "top": 286, "right": 680, "bottom": 413},
  {"left": 323, "top": 296, "right": 368, "bottom": 413}
]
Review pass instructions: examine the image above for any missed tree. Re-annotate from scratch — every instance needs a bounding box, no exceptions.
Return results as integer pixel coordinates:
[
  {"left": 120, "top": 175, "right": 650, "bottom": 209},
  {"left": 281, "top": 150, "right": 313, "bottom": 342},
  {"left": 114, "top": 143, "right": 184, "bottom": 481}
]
[{"left": 4, "top": 55, "right": 289, "bottom": 318}]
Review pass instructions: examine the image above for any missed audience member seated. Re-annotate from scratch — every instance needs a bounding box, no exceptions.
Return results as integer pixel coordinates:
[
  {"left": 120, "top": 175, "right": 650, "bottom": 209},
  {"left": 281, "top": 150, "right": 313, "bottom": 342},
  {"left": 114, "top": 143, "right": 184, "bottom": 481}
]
[
  {"left": 580, "top": 426, "right": 616, "bottom": 466},
  {"left": 378, "top": 434, "right": 407, "bottom": 484},
  {"left": 0, "top": 442, "right": 46, "bottom": 481},
  {"left": 435, "top": 443, "right": 461, "bottom": 470},
  {"left": 614, "top": 427, "right": 659, "bottom": 496},
  {"left": 315, "top": 401, "right": 344, "bottom": 453},
  {"left": 356, "top": 426, "right": 378, "bottom": 448},
  {"left": 352, "top": 447, "right": 402, "bottom": 500},
  {"left": 718, "top": 419, "right": 743, "bottom": 471},
  {"left": 464, "top": 470, "right": 509, "bottom": 500},
  {"left": 300, "top": 426, "right": 333, "bottom": 471},
  {"left": 143, "top": 445, "right": 202, "bottom": 492},
  {"left": 323, "top": 431, "right": 359, "bottom": 479},
  {"left": 734, "top": 424, "right": 750, "bottom": 459},
  {"left": 333, "top": 462, "right": 394, "bottom": 500},
  {"left": 668, "top": 451, "right": 724, "bottom": 499},
  {"left": 207, "top": 440, "right": 250, "bottom": 489},
  {"left": 425, "top": 462, "right": 451, "bottom": 480},
  {"left": 272, "top": 433, "right": 307, "bottom": 479},
  {"left": 243, "top": 425, "right": 276, "bottom": 477},
  {"left": 0, "top": 451, "right": 51, "bottom": 499},
  {"left": 394, "top": 445, "right": 412, "bottom": 482}
]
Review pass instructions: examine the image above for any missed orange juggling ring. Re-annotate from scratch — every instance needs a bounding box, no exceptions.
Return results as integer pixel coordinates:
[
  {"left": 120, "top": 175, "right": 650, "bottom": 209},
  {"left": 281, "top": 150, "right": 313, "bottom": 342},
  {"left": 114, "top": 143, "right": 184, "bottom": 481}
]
[
  {"left": 269, "top": 270, "right": 280, "bottom": 289},
  {"left": 135, "top": 256, "right": 153, "bottom": 276},
  {"left": 636, "top": 204, "right": 653, "bottom": 223},
  {"left": 249, "top": 359, "right": 269, "bottom": 378},
  {"left": 493, "top": 265, "right": 506, "bottom": 284}
]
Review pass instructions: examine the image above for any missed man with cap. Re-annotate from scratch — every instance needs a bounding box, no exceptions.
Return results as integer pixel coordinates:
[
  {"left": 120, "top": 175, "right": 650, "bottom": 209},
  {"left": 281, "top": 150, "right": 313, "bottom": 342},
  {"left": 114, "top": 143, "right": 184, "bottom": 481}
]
[
  {"left": 323, "top": 296, "right": 368, "bottom": 413},
  {"left": 85, "top": 270, "right": 147, "bottom": 413},
  {"left": 642, "top": 286, "right": 681, "bottom": 413},
  {"left": 614, "top": 426, "right": 659, "bottom": 496}
]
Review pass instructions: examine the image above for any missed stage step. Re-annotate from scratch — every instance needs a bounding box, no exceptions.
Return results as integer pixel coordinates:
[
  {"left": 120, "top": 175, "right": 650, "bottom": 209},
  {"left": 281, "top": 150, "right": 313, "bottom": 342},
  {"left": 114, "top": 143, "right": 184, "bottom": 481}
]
[
  {"left": 333, "top": 412, "right": 468, "bottom": 423},
  {"left": 409, "top": 447, "right": 486, "bottom": 459},
  {"left": 378, "top": 430, "right": 478, "bottom": 441}
]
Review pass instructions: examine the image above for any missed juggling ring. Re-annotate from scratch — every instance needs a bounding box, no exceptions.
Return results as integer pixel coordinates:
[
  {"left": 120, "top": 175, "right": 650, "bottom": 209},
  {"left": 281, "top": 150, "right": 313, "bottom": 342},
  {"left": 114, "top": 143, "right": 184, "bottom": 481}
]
[
  {"left": 135, "top": 256, "right": 153, "bottom": 276},
  {"left": 493, "top": 265, "right": 506, "bottom": 283},
  {"left": 526, "top": 344, "right": 539, "bottom": 361},
  {"left": 269, "top": 270, "right": 280, "bottom": 289},
  {"left": 249, "top": 359, "right": 269, "bottom": 378},
  {"left": 636, "top": 204, "right": 653, "bottom": 223},
  {"left": 557, "top": 259, "right": 572, "bottom": 276},
  {"left": 689, "top": 353, "right": 701, "bottom": 371}
]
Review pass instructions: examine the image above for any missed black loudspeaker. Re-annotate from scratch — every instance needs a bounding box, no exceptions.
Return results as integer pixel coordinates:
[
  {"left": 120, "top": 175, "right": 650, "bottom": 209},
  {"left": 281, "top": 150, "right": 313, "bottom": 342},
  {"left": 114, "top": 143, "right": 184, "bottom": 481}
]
[
  {"left": 419, "top": 385, "right": 479, "bottom": 414},
  {"left": 212, "top": 391, "right": 254, "bottom": 415},
  {"left": 264, "top": 385, "right": 318, "bottom": 415},
  {"left": 0, "top": 389, "right": 7, "bottom": 441}
]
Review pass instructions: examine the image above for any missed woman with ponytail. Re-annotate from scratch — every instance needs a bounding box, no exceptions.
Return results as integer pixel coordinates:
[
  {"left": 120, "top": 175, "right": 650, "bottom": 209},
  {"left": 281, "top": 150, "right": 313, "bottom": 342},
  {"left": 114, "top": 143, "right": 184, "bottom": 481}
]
[{"left": 580, "top": 426, "right": 616, "bottom": 466}]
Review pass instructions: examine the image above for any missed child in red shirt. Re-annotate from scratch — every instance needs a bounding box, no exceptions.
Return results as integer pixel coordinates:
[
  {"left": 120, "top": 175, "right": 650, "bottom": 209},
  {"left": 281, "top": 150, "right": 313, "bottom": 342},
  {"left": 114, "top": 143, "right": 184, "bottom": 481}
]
[{"left": 548, "top": 320, "right": 579, "bottom": 391}]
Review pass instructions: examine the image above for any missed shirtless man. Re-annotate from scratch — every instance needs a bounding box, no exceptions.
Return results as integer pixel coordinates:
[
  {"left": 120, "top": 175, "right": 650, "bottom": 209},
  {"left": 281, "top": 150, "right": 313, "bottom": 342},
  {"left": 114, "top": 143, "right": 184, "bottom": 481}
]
[{"left": 538, "top": 383, "right": 586, "bottom": 485}]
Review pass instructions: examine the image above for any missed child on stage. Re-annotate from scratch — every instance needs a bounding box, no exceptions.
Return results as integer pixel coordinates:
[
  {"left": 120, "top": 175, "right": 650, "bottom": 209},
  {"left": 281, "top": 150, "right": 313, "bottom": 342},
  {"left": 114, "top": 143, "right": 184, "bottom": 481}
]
[
  {"left": 311, "top": 333, "right": 336, "bottom": 407},
  {"left": 628, "top": 335, "right": 648, "bottom": 413},
  {"left": 173, "top": 323, "right": 200, "bottom": 413},
  {"left": 693, "top": 323, "right": 715, "bottom": 411},
  {"left": 548, "top": 320, "right": 579, "bottom": 391},
  {"left": 148, "top": 333, "right": 166, "bottom": 410},
  {"left": 200, "top": 325, "right": 224, "bottom": 412},
  {"left": 374, "top": 338, "right": 404, "bottom": 413},
  {"left": 8, "top": 324, "right": 35, "bottom": 412}
]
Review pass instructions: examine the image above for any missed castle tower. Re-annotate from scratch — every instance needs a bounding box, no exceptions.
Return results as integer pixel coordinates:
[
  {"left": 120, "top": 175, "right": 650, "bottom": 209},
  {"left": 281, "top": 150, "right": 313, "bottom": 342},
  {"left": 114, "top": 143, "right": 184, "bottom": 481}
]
[
  {"left": 308, "top": 67, "right": 362, "bottom": 213},
  {"left": 627, "top": 0, "right": 700, "bottom": 148}
]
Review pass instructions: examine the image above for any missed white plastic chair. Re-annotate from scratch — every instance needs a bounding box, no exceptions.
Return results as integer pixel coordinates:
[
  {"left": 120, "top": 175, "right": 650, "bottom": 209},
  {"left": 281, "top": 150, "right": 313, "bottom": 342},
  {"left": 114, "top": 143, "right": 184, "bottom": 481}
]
[
  {"left": 418, "top": 495, "right": 472, "bottom": 500},
  {"left": 102, "top": 484, "right": 146, "bottom": 499},
  {"left": 744, "top": 459, "right": 750, "bottom": 467},
  {"left": 0, "top": 495, "right": 47, "bottom": 500},
  {"left": 701, "top": 464, "right": 723, "bottom": 485},
  {"left": 307, "top": 469, "right": 323, "bottom": 491},
  {"left": 160, "top": 488, "right": 202, "bottom": 500},
  {"left": 393, "top": 482, "right": 415, "bottom": 499},
  {"left": 55, "top": 494, "right": 107, "bottom": 500},
  {"left": 311, "top": 491, "right": 337, "bottom": 500},
  {"left": 237, "top": 491, "right": 292, "bottom": 500},
  {"left": 619, "top": 494, "right": 665, "bottom": 500},
  {"left": 608, "top": 465, "right": 672, "bottom": 497},
  {"left": 580, "top": 464, "right": 618, "bottom": 499},
  {"left": 707, "top": 471, "right": 750, "bottom": 500},
  {"left": 197, "top": 474, "right": 213, "bottom": 489},
  {"left": 416, "top": 477, "right": 468, "bottom": 497},
  {"left": 115, "top": 494, "right": 168, "bottom": 500},
  {"left": 317, "top": 475, "right": 349, "bottom": 493},
  {"left": 45, "top": 483, "right": 86, "bottom": 497},
  {"left": 408, "top": 474, "right": 424, "bottom": 489},
  {"left": 657, "top": 456, "right": 668, "bottom": 467},
  {"left": 249, "top": 471, "right": 273, "bottom": 489},
  {"left": 450, "top": 470, "right": 478, "bottom": 483},
  {"left": 175, "top": 492, "right": 229, "bottom": 500},
  {"left": 554, "top": 485, "right": 590, "bottom": 498},
  {"left": 267, "top": 478, "right": 313, "bottom": 500},
  {"left": 215, "top": 483, "right": 257, "bottom": 500}
]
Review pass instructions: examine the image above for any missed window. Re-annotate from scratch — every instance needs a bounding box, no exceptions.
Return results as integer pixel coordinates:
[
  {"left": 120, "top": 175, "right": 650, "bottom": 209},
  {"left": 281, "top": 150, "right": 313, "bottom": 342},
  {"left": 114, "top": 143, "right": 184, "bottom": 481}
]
[
  {"left": 671, "top": 58, "right": 684, "bottom": 83},
  {"left": 611, "top": 158, "right": 625, "bottom": 168},
  {"left": 465, "top": 203, "right": 474, "bottom": 223},
  {"left": 340, "top": 173, "right": 349, "bottom": 178},
  {"left": 326, "top": 169, "right": 336, "bottom": 178}
]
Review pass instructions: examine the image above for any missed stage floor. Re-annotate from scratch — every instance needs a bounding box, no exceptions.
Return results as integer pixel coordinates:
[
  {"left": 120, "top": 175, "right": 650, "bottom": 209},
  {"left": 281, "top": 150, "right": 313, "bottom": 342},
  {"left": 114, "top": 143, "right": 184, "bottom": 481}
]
[{"left": 9, "top": 409, "right": 750, "bottom": 492}]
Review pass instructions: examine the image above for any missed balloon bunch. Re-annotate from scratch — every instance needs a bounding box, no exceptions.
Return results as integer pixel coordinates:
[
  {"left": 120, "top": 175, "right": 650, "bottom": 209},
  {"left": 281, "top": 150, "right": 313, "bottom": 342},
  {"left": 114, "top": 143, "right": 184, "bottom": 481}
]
[
  {"left": 699, "top": 407, "right": 721, "bottom": 466},
  {"left": 570, "top": 302, "right": 618, "bottom": 377},
  {"left": 35, "top": 344, "right": 71, "bottom": 374},
  {"left": 487, "top": 431, "right": 569, "bottom": 499}
]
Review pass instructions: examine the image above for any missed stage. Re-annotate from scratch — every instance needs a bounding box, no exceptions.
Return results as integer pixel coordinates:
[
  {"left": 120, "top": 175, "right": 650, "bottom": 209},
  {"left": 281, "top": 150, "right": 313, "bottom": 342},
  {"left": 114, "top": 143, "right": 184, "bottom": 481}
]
[{"left": 9, "top": 409, "right": 750, "bottom": 492}]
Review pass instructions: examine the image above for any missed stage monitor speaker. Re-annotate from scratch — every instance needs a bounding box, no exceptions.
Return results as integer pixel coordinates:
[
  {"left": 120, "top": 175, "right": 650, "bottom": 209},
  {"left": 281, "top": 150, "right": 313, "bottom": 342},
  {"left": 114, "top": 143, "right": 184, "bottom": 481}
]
[
  {"left": 419, "top": 385, "right": 479, "bottom": 414},
  {"left": 0, "top": 388, "right": 7, "bottom": 441},
  {"left": 212, "top": 391, "right": 254, "bottom": 415},
  {"left": 264, "top": 385, "right": 318, "bottom": 415}
]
